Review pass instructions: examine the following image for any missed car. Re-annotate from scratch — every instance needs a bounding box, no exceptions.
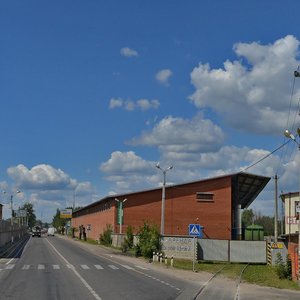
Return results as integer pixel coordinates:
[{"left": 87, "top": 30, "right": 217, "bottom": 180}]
[
  {"left": 31, "top": 226, "right": 41, "bottom": 237},
  {"left": 47, "top": 227, "right": 55, "bottom": 236}
]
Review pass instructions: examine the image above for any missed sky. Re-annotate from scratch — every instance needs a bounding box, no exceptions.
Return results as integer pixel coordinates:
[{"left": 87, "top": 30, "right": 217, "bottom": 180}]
[{"left": 1, "top": 1, "right": 300, "bottom": 223}]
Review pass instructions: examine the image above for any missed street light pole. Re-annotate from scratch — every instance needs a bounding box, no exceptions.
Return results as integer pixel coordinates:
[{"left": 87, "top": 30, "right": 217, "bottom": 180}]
[
  {"left": 284, "top": 129, "right": 300, "bottom": 286},
  {"left": 115, "top": 198, "right": 127, "bottom": 234},
  {"left": 156, "top": 163, "right": 173, "bottom": 236},
  {"left": 3, "top": 190, "right": 21, "bottom": 243}
]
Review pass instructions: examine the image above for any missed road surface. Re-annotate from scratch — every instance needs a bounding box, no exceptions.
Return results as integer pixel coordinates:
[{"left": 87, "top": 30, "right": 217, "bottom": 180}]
[{"left": 0, "top": 235, "right": 199, "bottom": 300}]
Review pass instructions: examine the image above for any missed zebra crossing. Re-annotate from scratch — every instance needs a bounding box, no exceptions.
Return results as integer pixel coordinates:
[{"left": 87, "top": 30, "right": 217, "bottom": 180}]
[{"left": 0, "top": 262, "right": 149, "bottom": 272}]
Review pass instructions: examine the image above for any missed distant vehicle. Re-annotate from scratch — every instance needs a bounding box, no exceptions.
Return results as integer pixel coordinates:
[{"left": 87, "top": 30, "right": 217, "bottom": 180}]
[
  {"left": 31, "top": 226, "right": 41, "bottom": 237},
  {"left": 47, "top": 227, "right": 55, "bottom": 236}
]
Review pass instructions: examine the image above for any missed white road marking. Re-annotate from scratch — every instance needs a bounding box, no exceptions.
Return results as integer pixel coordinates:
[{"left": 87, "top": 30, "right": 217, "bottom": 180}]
[
  {"left": 108, "top": 265, "right": 119, "bottom": 270},
  {"left": 5, "top": 264, "right": 15, "bottom": 269},
  {"left": 121, "top": 264, "right": 134, "bottom": 270},
  {"left": 135, "top": 265, "right": 149, "bottom": 270},
  {"left": 66, "top": 264, "right": 75, "bottom": 269},
  {"left": 53, "top": 265, "right": 60, "bottom": 269},
  {"left": 94, "top": 265, "right": 104, "bottom": 270},
  {"left": 22, "top": 265, "right": 30, "bottom": 270},
  {"left": 38, "top": 264, "right": 45, "bottom": 270},
  {"left": 81, "top": 264, "right": 90, "bottom": 270},
  {"left": 46, "top": 239, "right": 102, "bottom": 300}
]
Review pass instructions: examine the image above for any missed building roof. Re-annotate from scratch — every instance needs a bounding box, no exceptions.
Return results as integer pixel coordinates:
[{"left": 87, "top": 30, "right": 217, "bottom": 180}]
[
  {"left": 233, "top": 172, "right": 270, "bottom": 209},
  {"left": 74, "top": 172, "right": 270, "bottom": 214}
]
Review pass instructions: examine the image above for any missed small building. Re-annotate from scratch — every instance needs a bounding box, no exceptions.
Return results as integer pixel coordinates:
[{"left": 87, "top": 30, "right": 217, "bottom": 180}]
[
  {"left": 280, "top": 192, "right": 300, "bottom": 242},
  {"left": 72, "top": 172, "right": 270, "bottom": 241}
]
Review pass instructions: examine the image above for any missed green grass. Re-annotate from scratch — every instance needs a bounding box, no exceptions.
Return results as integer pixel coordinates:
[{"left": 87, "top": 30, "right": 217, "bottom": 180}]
[{"left": 172, "top": 259, "right": 300, "bottom": 290}]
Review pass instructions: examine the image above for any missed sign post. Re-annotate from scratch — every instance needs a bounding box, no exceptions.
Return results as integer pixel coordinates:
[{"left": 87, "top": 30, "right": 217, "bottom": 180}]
[{"left": 189, "top": 224, "right": 202, "bottom": 272}]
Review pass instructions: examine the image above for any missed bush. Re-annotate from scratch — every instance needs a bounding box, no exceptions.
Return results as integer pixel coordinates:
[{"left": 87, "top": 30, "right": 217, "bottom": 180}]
[
  {"left": 99, "top": 224, "right": 113, "bottom": 246},
  {"left": 134, "top": 222, "right": 161, "bottom": 258},
  {"left": 275, "top": 253, "right": 292, "bottom": 280},
  {"left": 121, "top": 225, "right": 134, "bottom": 253}
]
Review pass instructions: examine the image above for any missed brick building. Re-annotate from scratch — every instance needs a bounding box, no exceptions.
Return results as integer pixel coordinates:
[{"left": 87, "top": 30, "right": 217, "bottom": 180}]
[{"left": 71, "top": 172, "right": 270, "bottom": 241}]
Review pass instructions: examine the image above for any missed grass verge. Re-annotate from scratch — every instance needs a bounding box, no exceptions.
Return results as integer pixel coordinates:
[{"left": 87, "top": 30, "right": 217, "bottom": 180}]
[{"left": 173, "top": 259, "right": 300, "bottom": 290}]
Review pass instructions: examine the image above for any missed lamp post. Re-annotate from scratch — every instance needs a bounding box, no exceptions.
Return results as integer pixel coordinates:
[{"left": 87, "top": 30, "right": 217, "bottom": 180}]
[
  {"left": 3, "top": 190, "right": 21, "bottom": 243},
  {"left": 115, "top": 198, "right": 127, "bottom": 234},
  {"left": 156, "top": 163, "right": 173, "bottom": 236},
  {"left": 284, "top": 128, "right": 300, "bottom": 286}
]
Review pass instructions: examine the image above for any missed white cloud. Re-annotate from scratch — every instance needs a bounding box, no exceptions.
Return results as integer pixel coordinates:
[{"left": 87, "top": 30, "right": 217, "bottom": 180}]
[
  {"left": 129, "top": 114, "right": 225, "bottom": 153},
  {"left": 109, "top": 97, "right": 123, "bottom": 109},
  {"left": 109, "top": 97, "right": 160, "bottom": 111},
  {"left": 120, "top": 47, "right": 138, "bottom": 57},
  {"left": 155, "top": 69, "right": 173, "bottom": 86},
  {"left": 189, "top": 35, "right": 300, "bottom": 134},
  {"left": 7, "top": 164, "right": 76, "bottom": 190},
  {"left": 137, "top": 99, "right": 160, "bottom": 111}
]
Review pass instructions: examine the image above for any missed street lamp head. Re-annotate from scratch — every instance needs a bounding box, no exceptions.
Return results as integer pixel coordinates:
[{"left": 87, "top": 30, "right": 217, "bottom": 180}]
[
  {"left": 168, "top": 166, "right": 173, "bottom": 170},
  {"left": 284, "top": 129, "right": 296, "bottom": 140},
  {"left": 156, "top": 162, "right": 160, "bottom": 169}
]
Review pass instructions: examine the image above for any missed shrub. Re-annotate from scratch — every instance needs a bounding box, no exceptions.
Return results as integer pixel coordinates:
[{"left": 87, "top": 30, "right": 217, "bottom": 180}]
[
  {"left": 275, "top": 253, "right": 292, "bottom": 280},
  {"left": 99, "top": 224, "right": 113, "bottom": 246},
  {"left": 121, "top": 225, "right": 134, "bottom": 253},
  {"left": 135, "top": 222, "right": 161, "bottom": 258}
]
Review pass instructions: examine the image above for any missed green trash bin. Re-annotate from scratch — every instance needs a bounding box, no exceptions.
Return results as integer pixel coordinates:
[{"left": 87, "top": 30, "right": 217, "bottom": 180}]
[{"left": 245, "top": 225, "right": 264, "bottom": 241}]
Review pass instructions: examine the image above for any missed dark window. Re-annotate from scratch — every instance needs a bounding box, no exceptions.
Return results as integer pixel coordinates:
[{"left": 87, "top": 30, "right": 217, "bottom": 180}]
[{"left": 196, "top": 192, "right": 214, "bottom": 202}]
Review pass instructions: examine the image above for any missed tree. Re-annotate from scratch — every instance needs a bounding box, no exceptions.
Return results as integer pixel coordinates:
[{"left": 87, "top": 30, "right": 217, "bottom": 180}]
[
  {"left": 135, "top": 222, "right": 161, "bottom": 258},
  {"left": 242, "top": 209, "right": 254, "bottom": 228},
  {"left": 52, "top": 209, "right": 67, "bottom": 234},
  {"left": 20, "top": 203, "right": 36, "bottom": 228}
]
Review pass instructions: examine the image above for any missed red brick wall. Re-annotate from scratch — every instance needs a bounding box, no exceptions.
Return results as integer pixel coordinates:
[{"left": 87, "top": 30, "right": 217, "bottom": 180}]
[
  {"left": 121, "top": 176, "right": 232, "bottom": 239},
  {"left": 72, "top": 206, "right": 116, "bottom": 240},
  {"left": 72, "top": 176, "right": 233, "bottom": 240},
  {"left": 288, "top": 242, "right": 299, "bottom": 281}
]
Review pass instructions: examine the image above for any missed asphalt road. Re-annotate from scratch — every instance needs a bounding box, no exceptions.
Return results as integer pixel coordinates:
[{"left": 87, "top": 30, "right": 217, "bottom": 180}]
[
  {"left": 0, "top": 235, "right": 200, "bottom": 300},
  {"left": 1, "top": 235, "right": 300, "bottom": 300}
]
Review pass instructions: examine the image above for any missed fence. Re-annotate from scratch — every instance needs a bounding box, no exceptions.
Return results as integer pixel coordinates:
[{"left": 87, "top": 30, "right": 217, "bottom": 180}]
[
  {"left": 0, "top": 219, "right": 27, "bottom": 248},
  {"left": 111, "top": 234, "right": 273, "bottom": 264},
  {"left": 161, "top": 236, "right": 267, "bottom": 263}
]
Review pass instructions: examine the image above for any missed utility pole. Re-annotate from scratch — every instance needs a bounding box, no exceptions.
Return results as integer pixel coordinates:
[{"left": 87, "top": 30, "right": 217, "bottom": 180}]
[{"left": 274, "top": 174, "right": 278, "bottom": 242}]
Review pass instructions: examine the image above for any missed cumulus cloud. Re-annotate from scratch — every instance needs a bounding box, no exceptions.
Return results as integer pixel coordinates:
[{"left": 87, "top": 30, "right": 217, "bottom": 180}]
[
  {"left": 120, "top": 47, "right": 138, "bottom": 57},
  {"left": 155, "top": 69, "right": 173, "bottom": 86},
  {"left": 100, "top": 151, "right": 157, "bottom": 193},
  {"left": 101, "top": 151, "right": 153, "bottom": 175},
  {"left": 189, "top": 35, "right": 300, "bottom": 134},
  {"left": 7, "top": 164, "right": 76, "bottom": 190},
  {"left": 109, "top": 97, "right": 160, "bottom": 111},
  {"left": 129, "top": 114, "right": 225, "bottom": 153}
]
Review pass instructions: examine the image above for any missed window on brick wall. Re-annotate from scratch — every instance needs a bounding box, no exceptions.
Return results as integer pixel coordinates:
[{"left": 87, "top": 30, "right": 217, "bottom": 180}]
[{"left": 196, "top": 192, "right": 214, "bottom": 202}]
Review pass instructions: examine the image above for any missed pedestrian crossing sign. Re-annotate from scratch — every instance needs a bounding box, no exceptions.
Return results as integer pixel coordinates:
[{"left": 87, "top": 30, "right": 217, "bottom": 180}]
[{"left": 189, "top": 224, "right": 202, "bottom": 237}]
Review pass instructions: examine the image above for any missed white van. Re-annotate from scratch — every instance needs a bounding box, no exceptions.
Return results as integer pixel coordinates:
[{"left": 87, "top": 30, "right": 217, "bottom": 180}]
[{"left": 47, "top": 227, "right": 55, "bottom": 236}]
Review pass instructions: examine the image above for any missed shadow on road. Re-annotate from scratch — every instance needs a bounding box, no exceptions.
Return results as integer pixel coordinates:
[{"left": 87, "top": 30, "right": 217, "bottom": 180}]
[{"left": 0, "top": 234, "right": 30, "bottom": 259}]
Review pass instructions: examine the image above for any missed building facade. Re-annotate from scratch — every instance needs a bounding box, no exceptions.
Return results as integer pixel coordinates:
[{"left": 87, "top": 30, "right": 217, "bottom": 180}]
[
  {"left": 72, "top": 172, "right": 270, "bottom": 241},
  {"left": 281, "top": 192, "right": 300, "bottom": 235}
]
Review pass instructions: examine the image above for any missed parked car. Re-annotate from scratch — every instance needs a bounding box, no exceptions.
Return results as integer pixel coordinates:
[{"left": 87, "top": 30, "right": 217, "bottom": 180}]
[
  {"left": 47, "top": 227, "right": 55, "bottom": 236},
  {"left": 31, "top": 226, "right": 41, "bottom": 237}
]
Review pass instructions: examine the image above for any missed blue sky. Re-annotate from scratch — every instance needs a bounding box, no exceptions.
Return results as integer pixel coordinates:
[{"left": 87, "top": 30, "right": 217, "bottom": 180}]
[{"left": 1, "top": 1, "right": 300, "bottom": 222}]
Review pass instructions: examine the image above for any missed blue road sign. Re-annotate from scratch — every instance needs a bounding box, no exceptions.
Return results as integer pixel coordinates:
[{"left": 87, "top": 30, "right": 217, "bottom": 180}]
[{"left": 189, "top": 224, "right": 202, "bottom": 237}]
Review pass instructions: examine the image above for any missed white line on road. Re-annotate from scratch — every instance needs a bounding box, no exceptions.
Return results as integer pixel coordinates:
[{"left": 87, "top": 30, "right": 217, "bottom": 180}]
[
  {"left": 81, "top": 264, "right": 90, "bottom": 270},
  {"left": 46, "top": 239, "right": 102, "bottom": 300},
  {"left": 108, "top": 265, "right": 119, "bottom": 270},
  {"left": 22, "top": 265, "right": 30, "bottom": 270},
  {"left": 94, "top": 265, "right": 103, "bottom": 270},
  {"left": 38, "top": 264, "right": 45, "bottom": 270},
  {"left": 5, "top": 264, "right": 15, "bottom": 269},
  {"left": 121, "top": 264, "right": 134, "bottom": 270},
  {"left": 53, "top": 265, "right": 60, "bottom": 269},
  {"left": 134, "top": 265, "right": 149, "bottom": 270}
]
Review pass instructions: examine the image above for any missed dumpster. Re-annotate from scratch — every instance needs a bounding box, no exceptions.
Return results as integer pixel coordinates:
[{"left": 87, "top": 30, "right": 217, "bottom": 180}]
[{"left": 245, "top": 225, "right": 264, "bottom": 241}]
